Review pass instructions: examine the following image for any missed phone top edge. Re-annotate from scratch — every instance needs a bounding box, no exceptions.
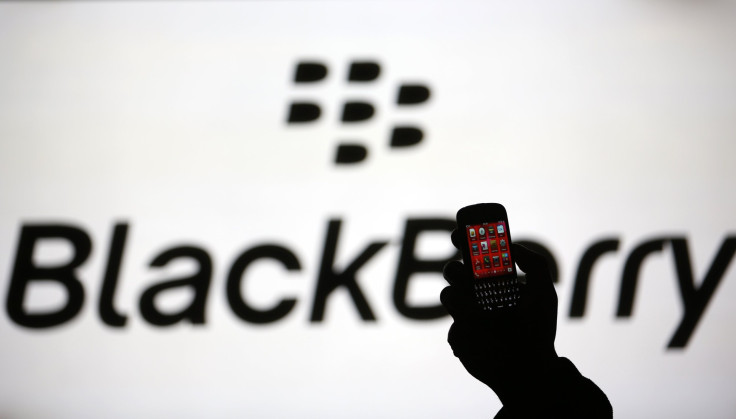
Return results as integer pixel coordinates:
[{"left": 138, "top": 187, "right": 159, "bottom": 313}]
[{"left": 456, "top": 203, "right": 508, "bottom": 222}]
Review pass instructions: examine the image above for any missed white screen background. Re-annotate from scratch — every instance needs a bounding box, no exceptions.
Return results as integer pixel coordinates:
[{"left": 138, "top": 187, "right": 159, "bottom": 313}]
[{"left": 1, "top": 1, "right": 735, "bottom": 418}]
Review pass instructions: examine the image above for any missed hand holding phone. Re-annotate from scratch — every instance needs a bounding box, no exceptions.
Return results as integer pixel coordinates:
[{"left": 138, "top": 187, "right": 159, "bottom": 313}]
[{"left": 442, "top": 207, "right": 612, "bottom": 418}]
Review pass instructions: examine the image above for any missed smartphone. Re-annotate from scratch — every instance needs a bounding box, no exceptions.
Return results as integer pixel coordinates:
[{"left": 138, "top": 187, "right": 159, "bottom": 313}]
[{"left": 456, "top": 203, "right": 520, "bottom": 311}]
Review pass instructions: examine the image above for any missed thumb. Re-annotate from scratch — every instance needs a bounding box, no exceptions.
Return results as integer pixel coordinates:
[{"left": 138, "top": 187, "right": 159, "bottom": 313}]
[
  {"left": 513, "top": 243, "right": 550, "bottom": 277},
  {"left": 513, "top": 243, "right": 556, "bottom": 310}
]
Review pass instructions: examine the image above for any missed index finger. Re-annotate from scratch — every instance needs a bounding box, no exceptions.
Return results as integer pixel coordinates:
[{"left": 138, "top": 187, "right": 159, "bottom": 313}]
[{"left": 450, "top": 228, "right": 462, "bottom": 250}]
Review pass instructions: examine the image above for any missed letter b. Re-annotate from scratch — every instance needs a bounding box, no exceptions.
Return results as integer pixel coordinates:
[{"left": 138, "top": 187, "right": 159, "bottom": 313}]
[
  {"left": 6, "top": 225, "right": 90, "bottom": 328},
  {"left": 394, "top": 218, "right": 459, "bottom": 320}
]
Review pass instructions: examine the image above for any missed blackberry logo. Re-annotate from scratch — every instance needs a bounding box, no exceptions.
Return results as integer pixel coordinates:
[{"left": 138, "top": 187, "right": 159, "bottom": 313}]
[{"left": 286, "top": 60, "right": 431, "bottom": 165}]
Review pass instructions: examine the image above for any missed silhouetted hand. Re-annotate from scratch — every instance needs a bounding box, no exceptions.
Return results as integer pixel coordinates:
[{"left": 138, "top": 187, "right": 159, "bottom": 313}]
[
  {"left": 441, "top": 233, "right": 612, "bottom": 418},
  {"left": 441, "top": 240, "right": 558, "bottom": 405}
]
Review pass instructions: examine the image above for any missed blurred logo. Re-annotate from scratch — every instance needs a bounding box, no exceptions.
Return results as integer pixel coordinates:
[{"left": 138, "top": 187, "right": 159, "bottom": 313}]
[
  {"left": 5, "top": 221, "right": 736, "bottom": 350},
  {"left": 285, "top": 60, "right": 431, "bottom": 165}
]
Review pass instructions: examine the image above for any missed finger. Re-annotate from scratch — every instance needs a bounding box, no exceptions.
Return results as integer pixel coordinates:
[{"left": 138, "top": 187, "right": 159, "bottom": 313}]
[
  {"left": 440, "top": 283, "right": 477, "bottom": 319},
  {"left": 443, "top": 260, "right": 465, "bottom": 286},
  {"left": 440, "top": 286, "right": 460, "bottom": 317},
  {"left": 450, "top": 228, "right": 462, "bottom": 250},
  {"left": 447, "top": 321, "right": 479, "bottom": 358},
  {"left": 446, "top": 322, "right": 464, "bottom": 357}
]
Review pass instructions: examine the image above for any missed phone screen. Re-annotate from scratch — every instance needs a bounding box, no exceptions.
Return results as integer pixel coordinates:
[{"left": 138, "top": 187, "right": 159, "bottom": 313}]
[{"left": 464, "top": 221, "right": 513, "bottom": 279}]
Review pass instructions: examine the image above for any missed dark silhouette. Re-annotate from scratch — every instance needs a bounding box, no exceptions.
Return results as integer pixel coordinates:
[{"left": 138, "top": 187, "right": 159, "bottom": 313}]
[{"left": 441, "top": 237, "right": 613, "bottom": 418}]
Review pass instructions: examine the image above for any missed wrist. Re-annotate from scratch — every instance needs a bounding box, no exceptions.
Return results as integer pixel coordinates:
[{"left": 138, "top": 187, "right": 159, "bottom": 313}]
[{"left": 495, "top": 349, "right": 560, "bottom": 408}]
